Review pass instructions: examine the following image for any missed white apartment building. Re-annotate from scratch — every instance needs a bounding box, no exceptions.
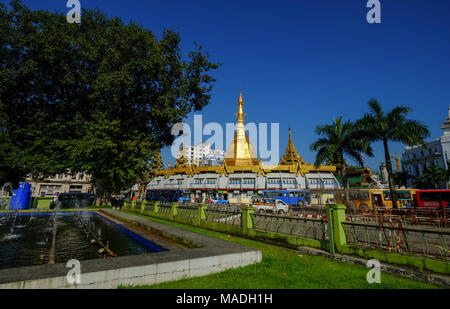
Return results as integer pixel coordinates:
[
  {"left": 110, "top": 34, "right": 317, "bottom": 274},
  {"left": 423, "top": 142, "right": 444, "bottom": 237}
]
[
  {"left": 401, "top": 107, "right": 450, "bottom": 188},
  {"left": 178, "top": 142, "right": 225, "bottom": 166}
]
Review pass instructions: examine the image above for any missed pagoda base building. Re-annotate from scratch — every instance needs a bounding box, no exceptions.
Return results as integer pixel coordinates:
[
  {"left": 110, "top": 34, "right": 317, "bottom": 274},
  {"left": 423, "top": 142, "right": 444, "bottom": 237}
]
[{"left": 148, "top": 91, "right": 339, "bottom": 204}]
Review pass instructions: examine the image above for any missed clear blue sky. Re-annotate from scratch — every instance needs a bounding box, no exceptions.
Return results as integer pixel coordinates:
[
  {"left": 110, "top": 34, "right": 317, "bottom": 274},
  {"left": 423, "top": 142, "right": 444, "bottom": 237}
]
[{"left": 15, "top": 0, "right": 450, "bottom": 172}]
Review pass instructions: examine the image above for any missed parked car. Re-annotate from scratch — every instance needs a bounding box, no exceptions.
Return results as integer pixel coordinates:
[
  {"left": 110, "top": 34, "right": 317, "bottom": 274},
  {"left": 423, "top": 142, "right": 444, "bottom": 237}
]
[
  {"left": 252, "top": 197, "right": 289, "bottom": 215},
  {"left": 177, "top": 196, "right": 191, "bottom": 203},
  {"left": 211, "top": 198, "right": 230, "bottom": 205}
]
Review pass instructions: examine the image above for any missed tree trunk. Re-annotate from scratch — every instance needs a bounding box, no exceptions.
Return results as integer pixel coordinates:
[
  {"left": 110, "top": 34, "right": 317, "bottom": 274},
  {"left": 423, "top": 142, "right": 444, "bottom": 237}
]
[
  {"left": 383, "top": 140, "right": 398, "bottom": 209},
  {"left": 93, "top": 186, "right": 110, "bottom": 206},
  {"left": 342, "top": 164, "right": 350, "bottom": 207}
]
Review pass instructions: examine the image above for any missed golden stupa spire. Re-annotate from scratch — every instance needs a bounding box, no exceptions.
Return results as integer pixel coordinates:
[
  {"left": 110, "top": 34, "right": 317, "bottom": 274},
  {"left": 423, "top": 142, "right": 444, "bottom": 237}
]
[
  {"left": 175, "top": 135, "right": 188, "bottom": 167},
  {"left": 224, "top": 90, "right": 259, "bottom": 167},
  {"left": 237, "top": 89, "right": 245, "bottom": 123},
  {"left": 280, "top": 128, "right": 302, "bottom": 165}
]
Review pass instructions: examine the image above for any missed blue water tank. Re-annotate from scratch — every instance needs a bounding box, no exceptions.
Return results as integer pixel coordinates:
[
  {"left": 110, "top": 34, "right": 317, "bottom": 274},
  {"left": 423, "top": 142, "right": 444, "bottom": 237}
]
[{"left": 10, "top": 182, "right": 32, "bottom": 210}]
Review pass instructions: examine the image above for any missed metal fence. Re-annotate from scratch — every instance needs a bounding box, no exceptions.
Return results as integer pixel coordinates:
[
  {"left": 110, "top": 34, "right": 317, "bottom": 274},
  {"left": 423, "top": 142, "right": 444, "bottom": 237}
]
[
  {"left": 342, "top": 220, "right": 450, "bottom": 261},
  {"left": 205, "top": 208, "right": 242, "bottom": 226},
  {"left": 144, "top": 201, "right": 155, "bottom": 212},
  {"left": 251, "top": 213, "right": 328, "bottom": 241},
  {"left": 135, "top": 201, "right": 142, "bottom": 210},
  {"left": 158, "top": 203, "right": 173, "bottom": 216},
  {"left": 176, "top": 204, "right": 200, "bottom": 220}
]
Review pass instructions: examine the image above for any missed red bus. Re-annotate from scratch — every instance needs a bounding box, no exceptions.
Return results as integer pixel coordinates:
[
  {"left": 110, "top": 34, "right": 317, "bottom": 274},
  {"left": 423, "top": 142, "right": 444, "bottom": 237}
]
[{"left": 415, "top": 190, "right": 450, "bottom": 209}]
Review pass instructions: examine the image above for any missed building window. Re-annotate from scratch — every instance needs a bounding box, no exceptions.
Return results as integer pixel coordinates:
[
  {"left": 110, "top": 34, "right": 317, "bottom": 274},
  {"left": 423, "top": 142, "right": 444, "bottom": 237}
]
[
  {"left": 282, "top": 178, "right": 296, "bottom": 184},
  {"left": 69, "top": 185, "right": 82, "bottom": 192},
  {"left": 268, "top": 178, "right": 281, "bottom": 184}
]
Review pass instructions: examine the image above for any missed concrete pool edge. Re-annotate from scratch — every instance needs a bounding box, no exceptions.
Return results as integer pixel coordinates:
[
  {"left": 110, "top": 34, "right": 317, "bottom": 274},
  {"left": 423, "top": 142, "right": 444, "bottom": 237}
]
[{"left": 0, "top": 209, "right": 262, "bottom": 289}]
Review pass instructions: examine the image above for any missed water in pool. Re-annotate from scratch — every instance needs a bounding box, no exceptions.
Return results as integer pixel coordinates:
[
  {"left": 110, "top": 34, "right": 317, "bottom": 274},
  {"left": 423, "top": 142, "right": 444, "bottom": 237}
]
[{"left": 0, "top": 212, "right": 165, "bottom": 270}]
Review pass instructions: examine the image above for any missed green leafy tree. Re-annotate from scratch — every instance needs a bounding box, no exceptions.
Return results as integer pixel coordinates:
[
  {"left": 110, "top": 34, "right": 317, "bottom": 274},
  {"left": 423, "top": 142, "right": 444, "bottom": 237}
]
[
  {"left": 0, "top": 1, "right": 218, "bottom": 204},
  {"left": 356, "top": 99, "right": 429, "bottom": 208},
  {"left": 310, "top": 117, "right": 373, "bottom": 205},
  {"left": 414, "top": 174, "right": 432, "bottom": 189},
  {"left": 393, "top": 171, "right": 413, "bottom": 188},
  {"left": 136, "top": 149, "right": 164, "bottom": 200},
  {"left": 414, "top": 165, "right": 450, "bottom": 189},
  {"left": 148, "top": 150, "right": 164, "bottom": 177}
]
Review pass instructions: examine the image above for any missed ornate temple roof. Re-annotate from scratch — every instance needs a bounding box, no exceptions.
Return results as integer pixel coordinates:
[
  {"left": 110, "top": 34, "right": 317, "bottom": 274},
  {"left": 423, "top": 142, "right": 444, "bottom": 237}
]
[{"left": 279, "top": 128, "right": 305, "bottom": 166}]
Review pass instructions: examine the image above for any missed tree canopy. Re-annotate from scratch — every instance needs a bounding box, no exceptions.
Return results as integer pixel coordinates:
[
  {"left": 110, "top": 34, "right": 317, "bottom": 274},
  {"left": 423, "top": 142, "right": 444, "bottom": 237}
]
[
  {"left": 414, "top": 165, "right": 450, "bottom": 189},
  {"left": 356, "top": 99, "right": 429, "bottom": 207},
  {"left": 310, "top": 116, "right": 373, "bottom": 170},
  {"left": 0, "top": 0, "right": 219, "bottom": 200}
]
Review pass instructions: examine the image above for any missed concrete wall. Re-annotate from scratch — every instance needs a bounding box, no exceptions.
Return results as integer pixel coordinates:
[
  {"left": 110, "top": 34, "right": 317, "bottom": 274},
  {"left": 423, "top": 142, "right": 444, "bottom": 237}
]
[{"left": 0, "top": 251, "right": 261, "bottom": 289}]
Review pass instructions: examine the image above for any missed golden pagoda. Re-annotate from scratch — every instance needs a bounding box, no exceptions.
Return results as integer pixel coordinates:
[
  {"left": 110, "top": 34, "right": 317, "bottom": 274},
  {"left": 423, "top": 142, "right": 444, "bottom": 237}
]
[
  {"left": 279, "top": 128, "right": 304, "bottom": 165},
  {"left": 174, "top": 137, "right": 189, "bottom": 168},
  {"left": 224, "top": 90, "right": 259, "bottom": 167}
]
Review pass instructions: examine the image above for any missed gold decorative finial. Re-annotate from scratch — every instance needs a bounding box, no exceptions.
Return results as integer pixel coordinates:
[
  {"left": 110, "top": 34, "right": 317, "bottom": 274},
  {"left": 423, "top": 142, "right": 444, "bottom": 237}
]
[
  {"left": 238, "top": 89, "right": 244, "bottom": 104},
  {"left": 237, "top": 89, "right": 245, "bottom": 123}
]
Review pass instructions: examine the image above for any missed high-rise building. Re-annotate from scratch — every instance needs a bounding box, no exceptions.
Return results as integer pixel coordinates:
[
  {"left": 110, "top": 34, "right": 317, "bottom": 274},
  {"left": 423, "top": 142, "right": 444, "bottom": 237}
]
[{"left": 401, "top": 107, "right": 450, "bottom": 188}]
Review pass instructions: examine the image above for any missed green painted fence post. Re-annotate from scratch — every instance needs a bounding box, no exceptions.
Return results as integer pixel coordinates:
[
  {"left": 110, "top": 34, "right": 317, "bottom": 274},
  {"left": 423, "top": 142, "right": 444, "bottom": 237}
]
[
  {"left": 131, "top": 200, "right": 136, "bottom": 212},
  {"left": 140, "top": 201, "right": 146, "bottom": 213},
  {"left": 329, "top": 204, "right": 347, "bottom": 252},
  {"left": 171, "top": 202, "right": 179, "bottom": 219},
  {"left": 154, "top": 201, "right": 160, "bottom": 214},
  {"left": 241, "top": 206, "right": 255, "bottom": 235},
  {"left": 198, "top": 204, "right": 207, "bottom": 225},
  {"left": 325, "top": 205, "right": 335, "bottom": 254}
]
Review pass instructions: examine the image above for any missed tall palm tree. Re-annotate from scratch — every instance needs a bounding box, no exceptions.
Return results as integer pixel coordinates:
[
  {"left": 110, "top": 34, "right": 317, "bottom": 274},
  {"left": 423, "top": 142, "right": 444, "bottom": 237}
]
[
  {"left": 393, "top": 171, "right": 413, "bottom": 188},
  {"left": 356, "top": 99, "right": 430, "bottom": 208},
  {"left": 414, "top": 174, "right": 433, "bottom": 189},
  {"left": 310, "top": 117, "right": 373, "bottom": 205},
  {"left": 415, "top": 165, "right": 450, "bottom": 189}
]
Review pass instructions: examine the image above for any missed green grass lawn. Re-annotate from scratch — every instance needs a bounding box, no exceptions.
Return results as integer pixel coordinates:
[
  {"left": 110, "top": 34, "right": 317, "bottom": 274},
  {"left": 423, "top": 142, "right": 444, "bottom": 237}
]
[{"left": 120, "top": 212, "right": 440, "bottom": 289}]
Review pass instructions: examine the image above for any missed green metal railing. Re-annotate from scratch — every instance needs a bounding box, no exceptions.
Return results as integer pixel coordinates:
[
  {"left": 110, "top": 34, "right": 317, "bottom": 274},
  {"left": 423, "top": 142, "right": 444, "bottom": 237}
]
[
  {"left": 250, "top": 213, "right": 328, "bottom": 241},
  {"left": 176, "top": 204, "right": 200, "bottom": 220},
  {"left": 205, "top": 208, "right": 241, "bottom": 226},
  {"left": 342, "top": 221, "right": 450, "bottom": 261}
]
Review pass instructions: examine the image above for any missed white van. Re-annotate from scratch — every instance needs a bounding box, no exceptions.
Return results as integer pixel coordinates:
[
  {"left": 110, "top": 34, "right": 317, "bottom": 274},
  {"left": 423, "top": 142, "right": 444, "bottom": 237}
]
[{"left": 252, "top": 198, "right": 289, "bottom": 215}]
